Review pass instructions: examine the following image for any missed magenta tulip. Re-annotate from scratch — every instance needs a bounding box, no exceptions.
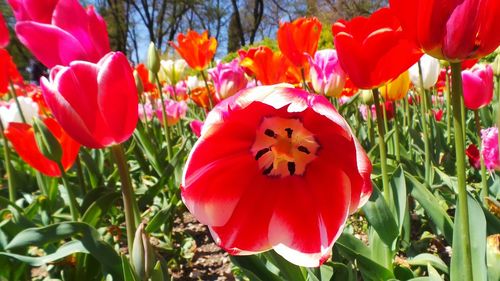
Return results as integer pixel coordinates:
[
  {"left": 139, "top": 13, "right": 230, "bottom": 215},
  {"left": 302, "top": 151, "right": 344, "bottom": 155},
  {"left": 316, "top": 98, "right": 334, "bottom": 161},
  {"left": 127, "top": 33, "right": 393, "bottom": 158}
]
[
  {"left": 209, "top": 59, "right": 248, "bottom": 100},
  {"left": 308, "top": 49, "right": 346, "bottom": 97},
  {"left": 40, "top": 52, "right": 138, "bottom": 148},
  {"left": 8, "top": 0, "right": 110, "bottom": 68},
  {"left": 462, "top": 65, "right": 494, "bottom": 110}
]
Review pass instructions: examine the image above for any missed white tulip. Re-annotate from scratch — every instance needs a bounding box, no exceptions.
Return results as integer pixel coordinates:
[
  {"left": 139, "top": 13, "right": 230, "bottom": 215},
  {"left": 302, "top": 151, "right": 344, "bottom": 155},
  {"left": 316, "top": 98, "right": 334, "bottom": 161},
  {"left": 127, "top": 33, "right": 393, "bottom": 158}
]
[
  {"left": 409, "top": 54, "right": 441, "bottom": 89},
  {"left": 0, "top": 96, "right": 39, "bottom": 128}
]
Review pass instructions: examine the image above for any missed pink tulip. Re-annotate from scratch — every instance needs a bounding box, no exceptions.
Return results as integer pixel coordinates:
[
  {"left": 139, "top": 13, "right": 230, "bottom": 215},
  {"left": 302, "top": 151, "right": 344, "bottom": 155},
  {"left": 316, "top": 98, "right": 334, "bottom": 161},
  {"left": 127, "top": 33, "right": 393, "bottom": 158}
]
[
  {"left": 0, "top": 12, "right": 9, "bottom": 48},
  {"left": 155, "top": 99, "right": 188, "bottom": 126},
  {"left": 163, "top": 80, "right": 188, "bottom": 101},
  {"left": 40, "top": 52, "right": 138, "bottom": 148},
  {"left": 481, "top": 127, "right": 500, "bottom": 171},
  {"left": 308, "top": 49, "right": 346, "bottom": 97},
  {"left": 189, "top": 120, "right": 203, "bottom": 137},
  {"left": 8, "top": 0, "right": 110, "bottom": 68},
  {"left": 462, "top": 65, "right": 494, "bottom": 110},
  {"left": 209, "top": 59, "right": 248, "bottom": 100}
]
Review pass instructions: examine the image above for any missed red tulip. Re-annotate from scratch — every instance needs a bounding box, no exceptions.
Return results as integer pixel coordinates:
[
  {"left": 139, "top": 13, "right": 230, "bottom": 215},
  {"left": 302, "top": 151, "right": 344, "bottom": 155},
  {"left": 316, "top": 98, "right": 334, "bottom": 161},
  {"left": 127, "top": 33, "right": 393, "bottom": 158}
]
[
  {"left": 0, "top": 12, "right": 9, "bottom": 48},
  {"left": 181, "top": 85, "right": 372, "bottom": 267},
  {"left": 462, "top": 65, "right": 494, "bottom": 110},
  {"left": 4, "top": 118, "right": 80, "bottom": 177},
  {"left": 332, "top": 8, "right": 422, "bottom": 89},
  {"left": 40, "top": 52, "right": 138, "bottom": 148},
  {"left": 0, "top": 49, "right": 23, "bottom": 94},
  {"left": 8, "top": 0, "right": 110, "bottom": 68},
  {"left": 277, "top": 17, "right": 322, "bottom": 68},
  {"left": 389, "top": 0, "right": 500, "bottom": 61}
]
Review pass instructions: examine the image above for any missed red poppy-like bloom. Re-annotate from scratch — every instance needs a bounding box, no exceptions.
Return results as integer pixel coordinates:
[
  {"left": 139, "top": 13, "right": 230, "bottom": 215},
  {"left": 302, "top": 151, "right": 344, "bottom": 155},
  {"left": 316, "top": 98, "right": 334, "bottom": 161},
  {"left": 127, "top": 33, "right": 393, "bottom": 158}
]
[
  {"left": 239, "top": 46, "right": 300, "bottom": 85},
  {"left": 170, "top": 30, "right": 217, "bottom": 71},
  {"left": 4, "top": 118, "right": 80, "bottom": 177},
  {"left": 466, "top": 143, "right": 481, "bottom": 169},
  {"left": 40, "top": 51, "right": 138, "bottom": 149},
  {"left": 277, "top": 17, "right": 322, "bottom": 68},
  {"left": 181, "top": 85, "right": 372, "bottom": 267},
  {"left": 332, "top": 8, "right": 422, "bottom": 89},
  {"left": 0, "top": 49, "right": 23, "bottom": 94},
  {"left": 389, "top": 0, "right": 500, "bottom": 61}
]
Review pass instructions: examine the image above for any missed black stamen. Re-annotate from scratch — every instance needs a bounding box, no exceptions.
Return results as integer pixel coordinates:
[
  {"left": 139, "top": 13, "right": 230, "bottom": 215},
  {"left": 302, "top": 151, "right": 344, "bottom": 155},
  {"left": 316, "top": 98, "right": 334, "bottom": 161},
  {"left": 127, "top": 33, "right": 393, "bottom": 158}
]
[
  {"left": 288, "top": 162, "right": 296, "bottom": 175},
  {"left": 264, "top": 129, "right": 276, "bottom": 138},
  {"left": 263, "top": 163, "right": 273, "bottom": 175},
  {"left": 284, "top": 128, "right": 293, "bottom": 138},
  {"left": 298, "top": 146, "right": 310, "bottom": 154},
  {"left": 255, "top": 148, "right": 270, "bottom": 160}
]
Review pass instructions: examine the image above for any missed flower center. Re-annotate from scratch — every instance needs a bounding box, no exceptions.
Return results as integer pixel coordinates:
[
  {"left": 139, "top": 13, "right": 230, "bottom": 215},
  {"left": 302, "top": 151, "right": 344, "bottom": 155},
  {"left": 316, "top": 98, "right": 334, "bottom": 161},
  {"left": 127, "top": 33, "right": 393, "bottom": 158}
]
[{"left": 251, "top": 117, "right": 319, "bottom": 177}]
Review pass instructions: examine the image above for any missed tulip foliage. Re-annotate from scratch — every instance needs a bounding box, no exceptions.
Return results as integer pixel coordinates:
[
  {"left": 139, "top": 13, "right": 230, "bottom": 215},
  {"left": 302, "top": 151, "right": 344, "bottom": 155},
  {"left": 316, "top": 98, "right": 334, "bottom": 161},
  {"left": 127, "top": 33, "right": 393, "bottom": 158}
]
[{"left": 0, "top": 1, "right": 499, "bottom": 281}]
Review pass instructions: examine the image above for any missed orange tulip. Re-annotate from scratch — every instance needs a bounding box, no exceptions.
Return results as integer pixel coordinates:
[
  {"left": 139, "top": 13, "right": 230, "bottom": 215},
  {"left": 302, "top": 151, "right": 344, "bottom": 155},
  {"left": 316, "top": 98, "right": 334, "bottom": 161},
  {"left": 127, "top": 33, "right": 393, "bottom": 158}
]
[
  {"left": 240, "top": 46, "right": 300, "bottom": 85},
  {"left": 170, "top": 30, "right": 217, "bottom": 71},
  {"left": 190, "top": 84, "right": 217, "bottom": 110},
  {"left": 135, "top": 63, "right": 156, "bottom": 93},
  {"left": 4, "top": 118, "right": 80, "bottom": 177},
  {"left": 277, "top": 17, "right": 322, "bottom": 68}
]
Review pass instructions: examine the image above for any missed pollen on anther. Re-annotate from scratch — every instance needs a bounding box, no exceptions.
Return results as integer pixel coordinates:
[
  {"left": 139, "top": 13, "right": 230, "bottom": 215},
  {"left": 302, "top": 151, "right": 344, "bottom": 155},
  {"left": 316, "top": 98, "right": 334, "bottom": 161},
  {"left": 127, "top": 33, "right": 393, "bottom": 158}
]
[
  {"left": 298, "top": 145, "right": 311, "bottom": 154},
  {"left": 285, "top": 128, "right": 293, "bottom": 138},
  {"left": 263, "top": 163, "right": 274, "bottom": 175},
  {"left": 264, "top": 129, "right": 276, "bottom": 138},
  {"left": 287, "top": 162, "right": 296, "bottom": 175},
  {"left": 255, "top": 148, "right": 270, "bottom": 160}
]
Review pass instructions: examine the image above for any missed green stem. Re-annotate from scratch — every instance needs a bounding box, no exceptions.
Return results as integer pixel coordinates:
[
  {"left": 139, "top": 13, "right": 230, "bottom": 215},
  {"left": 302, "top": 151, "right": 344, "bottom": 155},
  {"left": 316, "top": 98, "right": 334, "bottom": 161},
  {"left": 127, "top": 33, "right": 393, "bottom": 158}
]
[
  {"left": 0, "top": 117, "right": 15, "bottom": 202},
  {"left": 154, "top": 74, "right": 173, "bottom": 160},
  {"left": 417, "top": 61, "right": 432, "bottom": 184},
  {"left": 300, "top": 68, "right": 311, "bottom": 93},
  {"left": 57, "top": 163, "right": 80, "bottom": 221},
  {"left": 367, "top": 105, "right": 374, "bottom": 145},
  {"left": 393, "top": 102, "right": 401, "bottom": 163},
  {"left": 9, "top": 79, "right": 26, "bottom": 123},
  {"left": 111, "top": 144, "right": 138, "bottom": 254},
  {"left": 474, "top": 111, "right": 488, "bottom": 202},
  {"left": 445, "top": 70, "right": 452, "bottom": 146},
  {"left": 372, "top": 89, "right": 390, "bottom": 200},
  {"left": 450, "top": 62, "right": 473, "bottom": 281},
  {"left": 75, "top": 154, "right": 87, "bottom": 193},
  {"left": 199, "top": 70, "right": 214, "bottom": 110}
]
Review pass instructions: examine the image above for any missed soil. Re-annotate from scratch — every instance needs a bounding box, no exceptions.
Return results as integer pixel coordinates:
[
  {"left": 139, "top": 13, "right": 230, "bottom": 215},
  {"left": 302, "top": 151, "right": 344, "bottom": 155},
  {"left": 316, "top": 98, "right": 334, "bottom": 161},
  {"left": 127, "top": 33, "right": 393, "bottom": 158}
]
[{"left": 170, "top": 212, "right": 235, "bottom": 281}]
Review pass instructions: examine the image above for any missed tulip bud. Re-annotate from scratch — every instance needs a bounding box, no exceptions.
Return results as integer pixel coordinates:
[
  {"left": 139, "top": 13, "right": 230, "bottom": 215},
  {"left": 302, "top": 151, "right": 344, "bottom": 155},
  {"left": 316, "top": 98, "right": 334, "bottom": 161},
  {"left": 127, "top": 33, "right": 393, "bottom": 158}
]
[
  {"left": 492, "top": 55, "right": 500, "bottom": 77},
  {"left": 132, "top": 222, "right": 156, "bottom": 280},
  {"left": 33, "top": 118, "right": 62, "bottom": 164},
  {"left": 133, "top": 70, "right": 144, "bottom": 97},
  {"left": 147, "top": 42, "right": 161, "bottom": 74},
  {"left": 360, "top": 90, "right": 374, "bottom": 105}
]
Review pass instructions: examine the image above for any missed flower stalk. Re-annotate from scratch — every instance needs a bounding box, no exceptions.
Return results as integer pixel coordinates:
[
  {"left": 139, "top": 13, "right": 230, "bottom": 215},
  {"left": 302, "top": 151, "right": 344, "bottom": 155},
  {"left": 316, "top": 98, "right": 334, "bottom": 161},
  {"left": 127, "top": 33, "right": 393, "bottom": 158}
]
[
  {"left": 473, "top": 111, "right": 489, "bottom": 201},
  {"left": 417, "top": 61, "right": 432, "bottom": 184},
  {"left": 450, "top": 62, "right": 473, "bottom": 281}
]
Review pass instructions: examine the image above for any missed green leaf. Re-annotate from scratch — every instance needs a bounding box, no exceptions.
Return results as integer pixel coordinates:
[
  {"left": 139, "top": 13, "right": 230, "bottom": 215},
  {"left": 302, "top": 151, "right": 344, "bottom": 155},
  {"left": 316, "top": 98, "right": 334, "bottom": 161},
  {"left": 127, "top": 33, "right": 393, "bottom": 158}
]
[
  {"left": 427, "top": 263, "right": 444, "bottom": 281},
  {"left": 0, "top": 240, "right": 86, "bottom": 266},
  {"left": 362, "top": 183, "right": 398, "bottom": 247},
  {"left": 81, "top": 191, "right": 120, "bottom": 227},
  {"left": 335, "top": 233, "right": 394, "bottom": 281},
  {"left": 145, "top": 204, "right": 174, "bottom": 233},
  {"left": 450, "top": 194, "right": 487, "bottom": 281},
  {"left": 405, "top": 173, "right": 454, "bottom": 242},
  {"left": 264, "top": 251, "right": 306, "bottom": 281},
  {"left": 407, "top": 254, "right": 448, "bottom": 274},
  {"left": 3, "top": 222, "right": 123, "bottom": 281},
  {"left": 121, "top": 255, "right": 139, "bottom": 281},
  {"left": 230, "top": 255, "right": 282, "bottom": 281},
  {"left": 390, "top": 166, "right": 408, "bottom": 231}
]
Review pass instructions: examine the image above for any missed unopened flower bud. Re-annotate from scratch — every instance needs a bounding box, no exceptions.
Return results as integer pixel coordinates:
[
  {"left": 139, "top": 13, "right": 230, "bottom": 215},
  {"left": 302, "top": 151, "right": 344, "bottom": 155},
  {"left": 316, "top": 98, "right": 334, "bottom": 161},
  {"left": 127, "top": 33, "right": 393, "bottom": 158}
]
[
  {"left": 33, "top": 118, "right": 62, "bottom": 164},
  {"left": 131, "top": 222, "right": 156, "bottom": 280},
  {"left": 147, "top": 42, "right": 161, "bottom": 74}
]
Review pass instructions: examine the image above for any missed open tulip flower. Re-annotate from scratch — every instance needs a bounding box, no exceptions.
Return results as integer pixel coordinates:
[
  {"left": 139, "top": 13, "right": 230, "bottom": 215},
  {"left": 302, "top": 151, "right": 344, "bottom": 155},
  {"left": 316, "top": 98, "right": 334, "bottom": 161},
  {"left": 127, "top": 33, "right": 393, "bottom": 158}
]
[
  {"left": 40, "top": 51, "right": 138, "bottom": 149},
  {"left": 462, "top": 64, "right": 494, "bottom": 110},
  {"left": 170, "top": 30, "right": 217, "bottom": 71},
  {"left": 160, "top": 59, "right": 188, "bottom": 85},
  {"left": 181, "top": 85, "right": 372, "bottom": 267},
  {"left": 308, "top": 49, "right": 346, "bottom": 98},
  {"left": 332, "top": 8, "right": 422, "bottom": 89},
  {"left": 389, "top": 0, "right": 500, "bottom": 61},
  {"left": 209, "top": 59, "right": 248, "bottom": 100},
  {"left": 8, "top": 0, "right": 111, "bottom": 68},
  {"left": 0, "top": 12, "right": 9, "bottom": 48},
  {"left": 379, "top": 71, "right": 410, "bottom": 101},
  {"left": 240, "top": 46, "right": 300, "bottom": 85},
  {"left": 0, "top": 96, "right": 39, "bottom": 128},
  {"left": 4, "top": 118, "right": 80, "bottom": 177},
  {"left": 277, "top": 17, "right": 322, "bottom": 68},
  {"left": 481, "top": 127, "right": 500, "bottom": 171}
]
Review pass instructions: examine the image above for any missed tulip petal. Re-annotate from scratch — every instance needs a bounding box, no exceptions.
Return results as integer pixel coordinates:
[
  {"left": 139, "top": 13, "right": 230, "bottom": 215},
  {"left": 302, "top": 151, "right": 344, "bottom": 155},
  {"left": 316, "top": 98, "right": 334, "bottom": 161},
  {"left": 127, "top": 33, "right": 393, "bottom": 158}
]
[
  {"left": 97, "top": 52, "right": 138, "bottom": 144},
  {"left": 15, "top": 22, "right": 87, "bottom": 68}
]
